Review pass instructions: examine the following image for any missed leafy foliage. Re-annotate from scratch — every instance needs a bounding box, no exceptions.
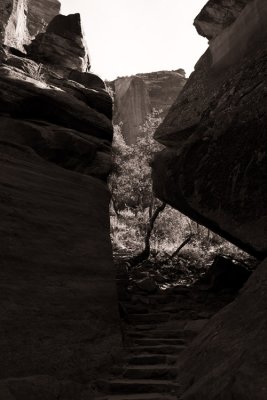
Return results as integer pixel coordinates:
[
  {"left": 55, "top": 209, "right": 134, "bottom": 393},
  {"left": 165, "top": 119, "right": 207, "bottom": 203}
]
[{"left": 109, "top": 110, "right": 252, "bottom": 271}]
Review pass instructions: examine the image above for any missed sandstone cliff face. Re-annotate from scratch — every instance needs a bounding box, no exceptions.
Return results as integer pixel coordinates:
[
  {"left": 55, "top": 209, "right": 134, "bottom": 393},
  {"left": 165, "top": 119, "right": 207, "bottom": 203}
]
[
  {"left": 0, "top": 0, "right": 61, "bottom": 51},
  {"left": 111, "top": 70, "right": 186, "bottom": 145},
  {"left": 27, "top": 13, "right": 90, "bottom": 75},
  {"left": 0, "top": 6, "right": 121, "bottom": 400},
  {"left": 153, "top": 0, "right": 267, "bottom": 259},
  {"left": 152, "top": 0, "right": 267, "bottom": 398}
]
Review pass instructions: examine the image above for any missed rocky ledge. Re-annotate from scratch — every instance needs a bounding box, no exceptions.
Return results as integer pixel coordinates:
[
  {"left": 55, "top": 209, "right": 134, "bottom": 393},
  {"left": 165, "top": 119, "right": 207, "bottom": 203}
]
[{"left": 0, "top": 4, "right": 121, "bottom": 399}]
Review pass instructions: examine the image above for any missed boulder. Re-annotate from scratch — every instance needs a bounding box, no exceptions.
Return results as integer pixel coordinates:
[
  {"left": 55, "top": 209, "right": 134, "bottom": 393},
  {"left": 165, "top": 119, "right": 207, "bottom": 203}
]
[
  {"left": 152, "top": 0, "right": 267, "bottom": 259},
  {"left": 26, "top": 13, "right": 90, "bottom": 74},
  {"left": 194, "top": 0, "right": 253, "bottom": 40},
  {"left": 176, "top": 259, "right": 267, "bottom": 400},
  {"left": 69, "top": 70, "right": 106, "bottom": 90},
  {"left": 198, "top": 255, "right": 251, "bottom": 291},
  {"left": 136, "top": 277, "right": 158, "bottom": 293}
]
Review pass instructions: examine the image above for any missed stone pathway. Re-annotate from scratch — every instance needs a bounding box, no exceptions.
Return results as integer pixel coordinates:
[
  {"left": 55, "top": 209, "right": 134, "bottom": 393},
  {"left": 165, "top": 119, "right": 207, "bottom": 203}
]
[{"left": 94, "top": 267, "right": 235, "bottom": 399}]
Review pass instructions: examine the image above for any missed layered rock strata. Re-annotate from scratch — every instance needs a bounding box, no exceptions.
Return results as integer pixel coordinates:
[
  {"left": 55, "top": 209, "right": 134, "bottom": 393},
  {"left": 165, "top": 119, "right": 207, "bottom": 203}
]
[
  {"left": 0, "top": 6, "right": 121, "bottom": 400},
  {"left": 111, "top": 70, "right": 186, "bottom": 145},
  {"left": 27, "top": 13, "right": 90, "bottom": 74},
  {"left": 153, "top": 0, "right": 267, "bottom": 259},
  {"left": 0, "top": 0, "right": 61, "bottom": 51}
]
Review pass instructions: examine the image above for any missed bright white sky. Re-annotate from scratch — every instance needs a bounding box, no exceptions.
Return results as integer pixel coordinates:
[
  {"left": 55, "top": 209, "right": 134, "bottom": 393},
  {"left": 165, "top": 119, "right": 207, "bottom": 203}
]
[{"left": 61, "top": 0, "right": 208, "bottom": 80}]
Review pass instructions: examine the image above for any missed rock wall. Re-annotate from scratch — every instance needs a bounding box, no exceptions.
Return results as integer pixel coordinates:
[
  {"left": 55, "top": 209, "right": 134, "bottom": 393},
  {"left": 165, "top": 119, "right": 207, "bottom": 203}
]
[
  {"left": 152, "top": 0, "right": 267, "bottom": 259},
  {"left": 111, "top": 70, "right": 186, "bottom": 145},
  {"left": 0, "top": 0, "right": 61, "bottom": 51},
  {"left": 27, "top": 13, "right": 90, "bottom": 75},
  {"left": 0, "top": 6, "right": 121, "bottom": 400},
  {"left": 152, "top": 0, "right": 267, "bottom": 398},
  {"left": 194, "top": 0, "right": 253, "bottom": 40},
  {"left": 176, "top": 258, "right": 267, "bottom": 399}
]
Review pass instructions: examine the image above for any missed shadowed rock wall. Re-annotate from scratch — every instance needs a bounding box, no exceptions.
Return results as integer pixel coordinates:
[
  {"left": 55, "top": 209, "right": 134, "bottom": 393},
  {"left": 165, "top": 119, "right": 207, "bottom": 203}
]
[
  {"left": 0, "top": 5, "right": 121, "bottom": 399},
  {"left": 152, "top": 0, "right": 267, "bottom": 398},
  {"left": 153, "top": 0, "right": 267, "bottom": 259},
  {"left": 177, "top": 258, "right": 267, "bottom": 399}
]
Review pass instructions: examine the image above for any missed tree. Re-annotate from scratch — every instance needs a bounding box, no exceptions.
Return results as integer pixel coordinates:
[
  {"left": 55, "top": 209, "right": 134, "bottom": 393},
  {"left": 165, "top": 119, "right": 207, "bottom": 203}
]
[
  {"left": 109, "top": 110, "right": 166, "bottom": 261},
  {"left": 109, "top": 109, "right": 163, "bottom": 212}
]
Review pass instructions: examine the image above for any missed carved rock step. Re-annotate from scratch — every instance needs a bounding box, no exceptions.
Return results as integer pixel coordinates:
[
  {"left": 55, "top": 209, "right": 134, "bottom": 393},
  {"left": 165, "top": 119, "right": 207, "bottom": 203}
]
[
  {"left": 96, "top": 393, "right": 177, "bottom": 400},
  {"left": 100, "top": 379, "right": 180, "bottom": 394},
  {"left": 128, "top": 313, "right": 173, "bottom": 324},
  {"left": 126, "top": 354, "right": 177, "bottom": 366},
  {"left": 128, "top": 345, "right": 186, "bottom": 355},
  {"left": 133, "top": 338, "right": 185, "bottom": 346},
  {"left": 119, "top": 365, "right": 178, "bottom": 380},
  {"left": 125, "top": 329, "right": 196, "bottom": 340}
]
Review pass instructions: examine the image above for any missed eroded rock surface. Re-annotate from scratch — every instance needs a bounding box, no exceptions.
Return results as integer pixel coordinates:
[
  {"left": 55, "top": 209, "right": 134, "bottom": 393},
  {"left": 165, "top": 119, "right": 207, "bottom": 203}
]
[
  {"left": 152, "top": 0, "right": 267, "bottom": 398},
  {"left": 176, "top": 258, "right": 267, "bottom": 400},
  {"left": 26, "top": 13, "right": 90, "bottom": 75},
  {"left": 111, "top": 70, "right": 186, "bottom": 144},
  {"left": 0, "top": 0, "right": 61, "bottom": 51},
  {"left": 153, "top": 0, "right": 267, "bottom": 259},
  {"left": 194, "top": 0, "right": 253, "bottom": 40},
  {"left": 0, "top": 4, "right": 121, "bottom": 399}
]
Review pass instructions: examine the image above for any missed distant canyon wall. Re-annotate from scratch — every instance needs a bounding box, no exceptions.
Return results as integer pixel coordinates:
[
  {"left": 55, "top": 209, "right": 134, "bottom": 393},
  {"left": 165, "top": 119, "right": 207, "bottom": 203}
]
[
  {"left": 110, "top": 69, "right": 187, "bottom": 145},
  {"left": 0, "top": 2, "right": 121, "bottom": 399}
]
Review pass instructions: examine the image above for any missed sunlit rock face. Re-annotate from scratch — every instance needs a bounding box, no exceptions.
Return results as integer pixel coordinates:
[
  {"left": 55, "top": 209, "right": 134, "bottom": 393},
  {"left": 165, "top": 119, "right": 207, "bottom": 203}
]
[
  {"left": 112, "top": 76, "right": 152, "bottom": 145},
  {"left": 110, "top": 70, "right": 187, "bottom": 145},
  {"left": 0, "top": 0, "right": 61, "bottom": 51},
  {"left": 0, "top": 3, "right": 121, "bottom": 399},
  {"left": 153, "top": 0, "right": 267, "bottom": 259}
]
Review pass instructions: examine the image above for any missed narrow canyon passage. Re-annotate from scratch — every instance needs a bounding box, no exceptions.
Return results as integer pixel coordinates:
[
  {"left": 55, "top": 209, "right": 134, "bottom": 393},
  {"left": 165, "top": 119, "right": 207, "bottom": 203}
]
[
  {"left": 0, "top": 0, "right": 266, "bottom": 399},
  {"left": 93, "top": 256, "right": 240, "bottom": 400}
]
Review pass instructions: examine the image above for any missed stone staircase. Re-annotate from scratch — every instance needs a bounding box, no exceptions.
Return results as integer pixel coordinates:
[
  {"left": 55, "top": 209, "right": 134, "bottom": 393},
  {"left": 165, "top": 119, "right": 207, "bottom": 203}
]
[{"left": 94, "top": 285, "right": 215, "bottom": 400}]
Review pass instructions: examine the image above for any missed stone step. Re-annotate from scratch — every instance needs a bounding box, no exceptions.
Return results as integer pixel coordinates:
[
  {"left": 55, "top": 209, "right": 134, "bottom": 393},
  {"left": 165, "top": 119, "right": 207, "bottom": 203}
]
[
  {"left": 102, "top": 379, "right": 180, "bottom": 394},
  {"left": 133, "top": 338, "right": 185, "bottom": 346},
  {"left": 121, "top": 365, "right": 178, "bottom": 380},
  {"left": 127, "top": 325, "right": 158, "bottom": 331},
  {"left": 128, "top": 293, "right": 189, "bottom": 305},
  {"left": 95, "top": 393, "right": 177, "bottom": 400},
  {"left": 126, "top": 354, "right": 177, "bottom": 366},
  {"left": 128, "top": 313, "right": 171, "bottom": 324},
  {"left": 128, "top": 345, "right": 186, "bottom": 355},
  {"left": 125, "top": 329, "right": 196, "bottom": 340}
]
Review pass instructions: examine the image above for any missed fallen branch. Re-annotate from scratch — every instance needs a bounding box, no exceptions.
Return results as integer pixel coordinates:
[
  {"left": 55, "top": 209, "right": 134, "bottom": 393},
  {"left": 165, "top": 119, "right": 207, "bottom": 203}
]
[{"left": 169, "top": 235, "right": 193, "bottom": 260}]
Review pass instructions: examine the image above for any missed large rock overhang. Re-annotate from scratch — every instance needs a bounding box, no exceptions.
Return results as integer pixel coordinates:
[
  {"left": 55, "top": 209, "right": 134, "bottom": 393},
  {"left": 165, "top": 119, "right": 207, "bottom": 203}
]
[{"left": 152, "top": 0, "right": 267, "bottom": 259}]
